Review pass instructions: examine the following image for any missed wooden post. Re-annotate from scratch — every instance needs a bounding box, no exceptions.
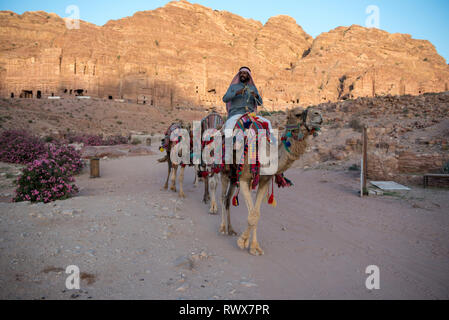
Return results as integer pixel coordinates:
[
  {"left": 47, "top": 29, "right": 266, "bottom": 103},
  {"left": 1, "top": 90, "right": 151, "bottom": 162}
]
[
  {"left": 90, "top": 158, "right": 100, "bottom": 178},
  {"left": 361, "top": 127, "right": 368, "bottom": 197}
]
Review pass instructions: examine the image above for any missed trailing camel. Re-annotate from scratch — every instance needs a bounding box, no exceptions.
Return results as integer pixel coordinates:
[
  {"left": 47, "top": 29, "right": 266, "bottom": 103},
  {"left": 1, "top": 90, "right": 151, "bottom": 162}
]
[
  {"left": 158, "top": 120, "right": 193, "bottom": 198},
  {"left": 197, "top": 111, "right": 224, "bottom": 214}
]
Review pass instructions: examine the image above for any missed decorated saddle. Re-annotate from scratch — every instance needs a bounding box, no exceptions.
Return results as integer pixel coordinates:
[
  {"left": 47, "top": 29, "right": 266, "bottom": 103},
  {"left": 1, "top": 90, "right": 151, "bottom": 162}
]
[
  {"left": 229, "top": 112, "right": 271, "bottom": 189},
  {"left": 159, "top": 122, "right": 193, "bottom": 167},
  {"left": 197, "top": 112, "right": 224, "bottom": 177},
  {"left": 220, "top": 112, "right": 293, "bottom": 207},
  {"left": 160, "top": 123, "right": 182, "bottom": 151}
]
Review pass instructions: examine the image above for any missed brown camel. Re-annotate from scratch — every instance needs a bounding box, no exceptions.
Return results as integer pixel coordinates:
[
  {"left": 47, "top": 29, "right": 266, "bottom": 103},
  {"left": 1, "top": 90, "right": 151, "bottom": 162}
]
[
  {"left": 198, "top": 111, "right": 224, "bottom": 214},
  {"left": 220, "top": 107, "right": 323, "bottom": 256},
  {"left": 158, "top": 120, "right": 193, "bottom": 198}
]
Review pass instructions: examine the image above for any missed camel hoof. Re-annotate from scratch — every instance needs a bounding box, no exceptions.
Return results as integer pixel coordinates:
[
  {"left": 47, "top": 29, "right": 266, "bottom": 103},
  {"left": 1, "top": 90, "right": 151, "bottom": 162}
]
[
  {"left": 179, "top": 192, "right": 186, "bottom": 198},
  {"left": 209, "top": 203, "right": 218, "bottom": 214},
  {"left": 163, "top": 185, "right": 168, "bottom": 190},
  {"left": 250, "top": 246, "right": 264, "bottom": 256},
  {"left": 170, "top": 187, "right": 177, "bottom": 192},
  {"left": 219, "top": 225, "right": 237, "bottom": 236},
  {"left": 202, "top": 198, "right": 210, "bottom": 204},
  {"left": 237, "top": 236, "right": 249, "bottom": 249}
]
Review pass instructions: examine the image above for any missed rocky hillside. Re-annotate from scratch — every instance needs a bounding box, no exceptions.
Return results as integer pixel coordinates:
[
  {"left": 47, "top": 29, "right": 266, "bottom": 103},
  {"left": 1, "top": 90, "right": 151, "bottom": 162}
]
[
  {"left": 0, "top": 0, "right": 448, "bottom": 108},
  {"left": 294, "top": 92, "right": 449, "bottom": 184}
]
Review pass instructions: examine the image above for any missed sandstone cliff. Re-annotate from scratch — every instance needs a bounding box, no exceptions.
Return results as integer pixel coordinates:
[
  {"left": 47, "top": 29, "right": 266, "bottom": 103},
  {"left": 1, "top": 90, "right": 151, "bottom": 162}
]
[{"left": 0, "top": 0, "right": 448, "bottom": 108}]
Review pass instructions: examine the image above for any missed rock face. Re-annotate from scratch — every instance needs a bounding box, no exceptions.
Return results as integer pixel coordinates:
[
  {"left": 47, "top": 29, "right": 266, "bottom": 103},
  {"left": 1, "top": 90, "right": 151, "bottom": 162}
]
[
  {"left": 1, "top": 0, "right": 448, "bottom": 108},
  {"left": 302, "top": 92, "right": 449, "bottom": 185}
]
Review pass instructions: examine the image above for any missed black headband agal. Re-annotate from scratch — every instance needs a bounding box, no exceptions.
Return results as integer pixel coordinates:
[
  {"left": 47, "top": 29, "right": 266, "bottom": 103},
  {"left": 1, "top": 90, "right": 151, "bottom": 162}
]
[{"left": 239, "top": 66, "right": 251, "bottom": 73}]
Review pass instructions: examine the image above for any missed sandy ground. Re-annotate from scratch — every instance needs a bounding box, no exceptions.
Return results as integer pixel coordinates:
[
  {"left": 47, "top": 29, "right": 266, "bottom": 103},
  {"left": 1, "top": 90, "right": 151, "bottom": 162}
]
[{"left": 0, "top": 152, "right": 448, "bottom": 300}]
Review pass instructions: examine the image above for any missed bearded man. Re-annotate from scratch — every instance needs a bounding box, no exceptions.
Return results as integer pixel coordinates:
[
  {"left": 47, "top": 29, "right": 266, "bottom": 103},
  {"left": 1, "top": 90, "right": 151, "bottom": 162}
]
[{"left": 222, "top": 66, "right": 272, "bottom": 131}]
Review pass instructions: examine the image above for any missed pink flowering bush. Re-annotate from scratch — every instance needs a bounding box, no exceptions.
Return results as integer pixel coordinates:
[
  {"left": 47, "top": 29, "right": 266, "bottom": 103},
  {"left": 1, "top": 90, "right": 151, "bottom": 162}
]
[
  {"left": 67, "top": 134, "right": 104, "bottom": 146},
  {"left": 66, "top": 133, "right": 128, "bottom": 146},
  {"left": 13, "top": 158, "right": 79, "bottom": 203},
  {"left": 0, "top": 130, "right": 84, "bottom": 203},
  {"left": 104, "top": 135, "right": 128, "bottom": 145},
  {"left": 46, "top": 144, "right": 84, "bottom": 175},
  {"left": 0, "top": 130, "right": 47, "bottom": 164}
]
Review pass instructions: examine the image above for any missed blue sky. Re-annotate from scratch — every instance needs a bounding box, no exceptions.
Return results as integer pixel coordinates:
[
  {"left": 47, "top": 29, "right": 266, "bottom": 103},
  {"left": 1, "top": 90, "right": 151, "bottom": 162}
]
[{"left": 1, "top": 0, "right": 448, "bottom": 63}]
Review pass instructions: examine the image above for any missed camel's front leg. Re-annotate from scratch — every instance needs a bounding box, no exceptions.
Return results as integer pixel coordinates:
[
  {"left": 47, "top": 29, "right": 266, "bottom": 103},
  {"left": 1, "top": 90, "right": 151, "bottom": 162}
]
[
  {"left": 248, "top": 178, "right": 270, "bottom": 256},
  {"left": 220, "top": 174, "right": 237, "bottom": 235},
  {"left": 170, "top": 165, "right": 178, "bottom": 192},
  {"left": 178, "top": 166, "right": 186, "bottom": 198},
  {"left": 209, "top": 174, "right": 218, "bottom": 215},
  {"left": 203, "top": 175, "right": 210, "bottom": 204},
  {"left": 193, "top": 165, "right": 199, "bottom": 187},
  {"left": 237, "top": 180, "right": 255, "bottom": 250},
  {"left": 163, "top": 158, "right": 171, "bottom": 190}
]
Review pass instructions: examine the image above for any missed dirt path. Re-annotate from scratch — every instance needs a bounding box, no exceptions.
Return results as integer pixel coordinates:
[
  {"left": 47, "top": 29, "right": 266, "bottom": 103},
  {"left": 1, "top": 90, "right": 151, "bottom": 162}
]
[{"left": 0, "top": 154, "right": 448, "bottom": 299}]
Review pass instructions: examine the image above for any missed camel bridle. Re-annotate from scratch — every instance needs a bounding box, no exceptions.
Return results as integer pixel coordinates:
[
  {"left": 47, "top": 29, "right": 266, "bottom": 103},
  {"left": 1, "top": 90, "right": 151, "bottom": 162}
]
[{"left": 282, "top": 107, "right": 321, "bottom": 153}]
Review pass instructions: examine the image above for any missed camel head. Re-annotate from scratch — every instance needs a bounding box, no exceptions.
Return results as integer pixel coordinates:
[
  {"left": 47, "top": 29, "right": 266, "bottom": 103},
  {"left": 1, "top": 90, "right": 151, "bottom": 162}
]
[
  {"left": 282, "top": 107, "right": 323, "bottom": 157},
  {"left": 285, "top": 107, "right": 322, "bottom": 135}
]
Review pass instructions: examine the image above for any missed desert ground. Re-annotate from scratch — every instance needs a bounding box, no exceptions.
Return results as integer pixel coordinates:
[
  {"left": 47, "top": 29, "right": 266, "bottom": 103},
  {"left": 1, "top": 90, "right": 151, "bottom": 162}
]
[{"left": 0, "top": 147, "right": 448, "bottom": 299}]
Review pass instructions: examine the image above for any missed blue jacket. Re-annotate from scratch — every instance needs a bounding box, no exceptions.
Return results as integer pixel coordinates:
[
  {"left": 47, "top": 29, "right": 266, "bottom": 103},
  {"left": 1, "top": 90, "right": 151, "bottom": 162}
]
[{"left": 223, "top": 82, "right": 263, "bottom": 118}]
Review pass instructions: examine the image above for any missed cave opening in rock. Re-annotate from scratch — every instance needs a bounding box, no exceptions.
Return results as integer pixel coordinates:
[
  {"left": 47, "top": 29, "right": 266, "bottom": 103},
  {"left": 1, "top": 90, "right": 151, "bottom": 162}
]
[
  {"left": 69, "top": 89, "right": 72, "bottom": 95},
  {"left": 20, "top": 90, "right": 33, "bottom": 98},
  {"left": 75, "top": 89, "right": 84, "bottom": 96},
  {"left": 10, "top": 92, "right": 14, "bottom": 98},
  {"left": 64, "top": 89, "right": 68, "bottom": 93},
  {"left": 109, "top": 96, "right": 113, "bottom": 100},
  {"left": 37, "top": 91, "right": 42, "bottom": 99}
]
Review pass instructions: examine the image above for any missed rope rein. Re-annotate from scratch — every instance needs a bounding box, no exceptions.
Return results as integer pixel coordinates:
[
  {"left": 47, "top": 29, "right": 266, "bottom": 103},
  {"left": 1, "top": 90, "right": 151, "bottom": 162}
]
[{"left": 241, "top": 84, "right": 274, "bottom": 117}]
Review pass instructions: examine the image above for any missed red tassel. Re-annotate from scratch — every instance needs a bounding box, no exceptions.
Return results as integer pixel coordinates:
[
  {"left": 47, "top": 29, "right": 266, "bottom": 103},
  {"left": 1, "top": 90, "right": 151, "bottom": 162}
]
[
  {"left": 232, "top": 194, "right": 239, "bottom": 207},
  {"left": 232, "top": 188, "right": 240, "bottom": 207},
  {"left": 268, "top": 193, "right": 274, "bottom": 205},
  {"left": 267, "top": 177, "right": 277, "bottom": 207}
]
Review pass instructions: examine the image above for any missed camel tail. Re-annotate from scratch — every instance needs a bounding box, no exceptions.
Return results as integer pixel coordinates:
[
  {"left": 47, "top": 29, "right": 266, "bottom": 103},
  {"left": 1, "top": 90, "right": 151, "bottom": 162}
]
[{"left": 158, "top": 155, "right": 169, "bottom": 163}]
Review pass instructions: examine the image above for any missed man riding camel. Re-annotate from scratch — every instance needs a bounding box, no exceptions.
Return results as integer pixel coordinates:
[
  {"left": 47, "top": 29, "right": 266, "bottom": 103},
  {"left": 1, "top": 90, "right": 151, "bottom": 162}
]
[{"left": 222, "top": 66, "right": 273, "bottom": 132}]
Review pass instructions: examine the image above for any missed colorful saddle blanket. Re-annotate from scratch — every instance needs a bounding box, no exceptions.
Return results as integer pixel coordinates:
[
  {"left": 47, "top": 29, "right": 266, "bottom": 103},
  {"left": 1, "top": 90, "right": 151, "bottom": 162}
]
[
  {"left": 231, "top": 113, "right": 271, "bottom": 189},
  {"left": 201, "top": 112, "right": 224, "bottom": 133},
  {"left": 160, "top": 123, "right": 193, "bottom": 167},
  {"left": 198, "top": 113, "right": 224, "bottom": 177},
  {"left": 160, "top": 123, "right": 182, "bottom": 150},
  {"left": 222, "top": 113, "right": 293, "bottom": 206}
]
